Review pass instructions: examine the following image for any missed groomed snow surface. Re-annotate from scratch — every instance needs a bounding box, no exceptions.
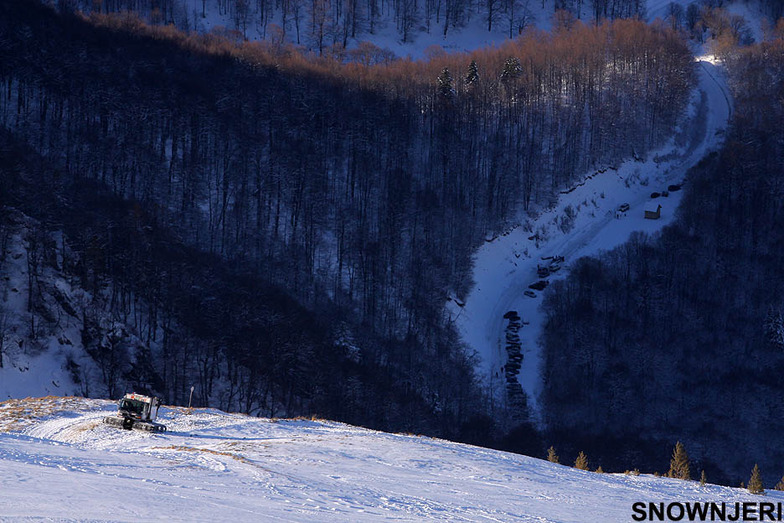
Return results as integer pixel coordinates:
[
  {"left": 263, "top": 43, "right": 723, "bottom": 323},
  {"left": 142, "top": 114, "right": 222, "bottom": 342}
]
[{"left": 0, "top": 397, "right": 770, "bottom": 521}]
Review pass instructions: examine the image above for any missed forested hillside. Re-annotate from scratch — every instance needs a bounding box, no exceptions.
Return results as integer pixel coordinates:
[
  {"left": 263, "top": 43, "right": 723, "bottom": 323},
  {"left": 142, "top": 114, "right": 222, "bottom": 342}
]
[
  {"left": 540, "top": 28, "right": 784, "bottom": 484},
  {"left": 56, "top": 0, "right": 784, "bottom": 56},
  {"left": 0, "top": 0, "right": 693, "bottom": 443},
  {"left": 1, "top": 130, "right": 478, "bottom": 433},
  {"left": 61, "top": 0, "right": 648, "bottom": 49}
]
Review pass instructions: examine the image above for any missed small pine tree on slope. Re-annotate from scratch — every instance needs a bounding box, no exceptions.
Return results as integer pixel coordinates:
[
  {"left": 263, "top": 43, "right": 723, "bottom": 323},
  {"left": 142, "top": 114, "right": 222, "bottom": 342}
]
[
  {"left": 749, "top": 464, "right": 764, "bottom": 495},
  {"left": 574, "top": 451, "right": 589, "bottom": 470},
  {"left": 667, "top": 441, "right": 690, "bottom": 480},
  {"left": 774, "top": 475, "right": 784, "bottom": 491}
]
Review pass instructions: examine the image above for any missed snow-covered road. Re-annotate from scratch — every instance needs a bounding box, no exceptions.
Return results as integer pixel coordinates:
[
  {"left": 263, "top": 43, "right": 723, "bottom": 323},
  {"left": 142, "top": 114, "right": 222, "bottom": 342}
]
[
  {"left": 0, "top": 397, "right": 769, "bottom": 521},
  {"left": 451, "top": 58, "right": 732, "bottom": 423}
]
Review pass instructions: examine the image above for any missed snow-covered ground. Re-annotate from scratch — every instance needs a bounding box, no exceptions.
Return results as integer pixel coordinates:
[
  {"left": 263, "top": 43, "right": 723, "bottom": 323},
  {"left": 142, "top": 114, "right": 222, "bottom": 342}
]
[
  {"left": 0, "top": 396, "right": 771, "bottom": 521},
  {"left": 0, "top": 213, "right": 100, "bottom": 401},
  {"left": 181, "top": 0, "right": 553, "bottom": 59},
  {"left": 0, "top": 0, "right": 755, "bottom": 415},
  {"left": 450, "top": 56, "right": 733, "bottom": 423},
  {"left": 0, "top": 211, "right": 145, "bottom": 402},
  {"left": 167, "top": 0, "right": 773, "bottom": 60}
]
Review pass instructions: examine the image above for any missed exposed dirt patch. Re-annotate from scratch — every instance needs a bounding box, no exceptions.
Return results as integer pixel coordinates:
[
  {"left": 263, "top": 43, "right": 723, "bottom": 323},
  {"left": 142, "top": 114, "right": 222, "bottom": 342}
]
[{"left": 0, "top": 396, "right": 103, "bottom": 433}]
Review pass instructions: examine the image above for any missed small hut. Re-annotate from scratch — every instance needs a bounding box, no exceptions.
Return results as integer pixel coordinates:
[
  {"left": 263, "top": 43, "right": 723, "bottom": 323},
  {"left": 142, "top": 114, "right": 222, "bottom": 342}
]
[{"left": 644, "top": 202, "right": 662, "bottom": 219}]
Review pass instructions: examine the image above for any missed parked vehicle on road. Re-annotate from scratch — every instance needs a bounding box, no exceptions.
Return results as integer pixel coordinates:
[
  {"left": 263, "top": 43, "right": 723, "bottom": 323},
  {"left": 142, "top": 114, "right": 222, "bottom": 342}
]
[{"left": 528, "top": 280, "right": 549, "bottom": 291}]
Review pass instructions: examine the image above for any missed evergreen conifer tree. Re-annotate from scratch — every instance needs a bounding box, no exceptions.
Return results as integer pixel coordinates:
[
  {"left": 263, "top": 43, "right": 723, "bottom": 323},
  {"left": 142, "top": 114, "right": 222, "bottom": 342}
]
[
  {"left": 500, "top": 57, "right": 522, "bottom": 82},
  {"left": 465, "top": 60, "right": 479, "bottom": 87},
  {"left": 595, "top": 466, "right": 604, "bottom": 473},
  {"left": 700, "top": 470, "right": 707, "bottom": 486},
  {"left": 547, "top": 446, "right": 559, "bottom": 464},
  {"left": 499, "top": 57, "right": 521, "bottom": 99},
  {"left": 437, "top": 68, "right": 455, "bottom": 100},
  {"left": 574, "top": 451, "right": 589, "bottom": 470},
  {"left": 667, "top": 441, "right": 690, "bottom": 480},
  {"left": 774, "top": 475, "right": 784, "bottom": 491},
  {"left": 749, "top": 464, "right": 764, "bottom": 495}
]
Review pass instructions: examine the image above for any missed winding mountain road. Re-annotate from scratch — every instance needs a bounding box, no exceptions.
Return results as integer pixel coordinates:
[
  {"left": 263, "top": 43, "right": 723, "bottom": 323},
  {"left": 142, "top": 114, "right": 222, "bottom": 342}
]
[{"left": 451, "top": 58, "right": 732, "bottom": 424}]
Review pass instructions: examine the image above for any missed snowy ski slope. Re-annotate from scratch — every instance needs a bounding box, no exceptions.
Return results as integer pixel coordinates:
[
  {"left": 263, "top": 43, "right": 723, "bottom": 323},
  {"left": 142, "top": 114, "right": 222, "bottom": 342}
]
[{"left": 0, "top": 397, "right": 770, "bottom": 521}]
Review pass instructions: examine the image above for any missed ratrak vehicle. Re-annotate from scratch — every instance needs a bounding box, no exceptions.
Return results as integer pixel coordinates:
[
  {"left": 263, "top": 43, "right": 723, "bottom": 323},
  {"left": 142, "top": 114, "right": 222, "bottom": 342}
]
[{"left": 103, "top": 393, "right": 167, "bottom": 432}]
